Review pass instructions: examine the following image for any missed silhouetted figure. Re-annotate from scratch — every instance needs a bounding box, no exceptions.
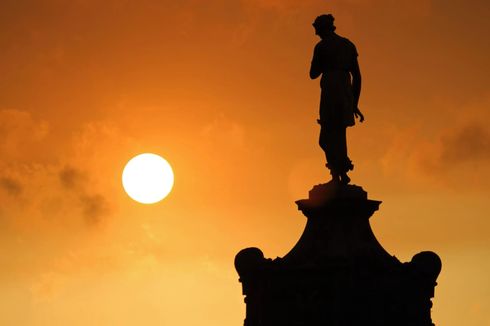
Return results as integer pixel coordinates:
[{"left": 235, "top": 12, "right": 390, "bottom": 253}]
[
  {"left": 310, "top": 14, "right": 364, "bottom": 184},
  {"left": 235, "top": 13, "right": 442, "bottom": 326}
]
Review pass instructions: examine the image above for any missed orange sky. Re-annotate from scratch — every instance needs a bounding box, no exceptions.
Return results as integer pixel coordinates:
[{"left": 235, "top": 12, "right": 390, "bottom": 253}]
[{"left": 0, "top": 0, "right": 489, "bottom": 325}]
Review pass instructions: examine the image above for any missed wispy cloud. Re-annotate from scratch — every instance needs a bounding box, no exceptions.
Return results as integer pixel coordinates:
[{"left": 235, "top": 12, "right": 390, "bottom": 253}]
[
  {"left": 59, "top": 166, "right": 87, "bottom": 190},
  {"left": 79, "top": 194, "right": 109, "bottom": 226},
  {"left": 0, "top": 177, "right": 22, "bottom": 196},
  {"left": 440, "top": 123, "right": 490, "bottom": 164},
  {"left": 57, "top": 164, "right": 112, "bottom": 227}
]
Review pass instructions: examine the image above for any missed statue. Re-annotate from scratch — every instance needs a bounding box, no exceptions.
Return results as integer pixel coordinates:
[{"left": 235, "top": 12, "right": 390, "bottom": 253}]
[
  {"left": 234, "top": 14, "right": 442, "bottom": 326},
  {"left": 310, "top": 14, "right": 364, "bottom": 185}
]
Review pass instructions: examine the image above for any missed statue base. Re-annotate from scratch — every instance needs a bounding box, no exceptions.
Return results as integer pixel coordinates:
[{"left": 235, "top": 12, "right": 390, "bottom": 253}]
[{"left": 235, "top": 183, "right": 441, "bottom": 326}]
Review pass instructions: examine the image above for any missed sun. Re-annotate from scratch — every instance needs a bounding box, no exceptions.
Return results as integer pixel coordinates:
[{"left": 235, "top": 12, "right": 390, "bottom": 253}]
[{"left": 122, "top": 153, "right": 174, "bottom": 204}]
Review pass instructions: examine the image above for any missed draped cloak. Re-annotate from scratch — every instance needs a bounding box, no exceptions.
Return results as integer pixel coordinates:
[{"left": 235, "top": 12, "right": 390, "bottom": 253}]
[
  {"left": 311, "top": 33, "right": 359, "bottom": 175},
  {"left": 311, "top": 34, "right": 358, "bottom": 128}
]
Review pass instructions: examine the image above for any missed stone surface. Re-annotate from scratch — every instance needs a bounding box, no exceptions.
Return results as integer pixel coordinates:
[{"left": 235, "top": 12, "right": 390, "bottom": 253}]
[{"left": 235, "top": 183, "right": 441, "bottom": 326}]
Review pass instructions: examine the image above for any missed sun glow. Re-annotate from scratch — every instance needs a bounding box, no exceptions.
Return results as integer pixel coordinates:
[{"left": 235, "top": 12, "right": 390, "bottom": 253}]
[{"left": 122, "top": 153, "right": 174, "bottom": 204}]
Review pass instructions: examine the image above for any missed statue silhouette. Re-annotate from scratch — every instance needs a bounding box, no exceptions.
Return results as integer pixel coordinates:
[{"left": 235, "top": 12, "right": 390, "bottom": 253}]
[
  {"left": 235, "top": 15, "right": 442, "bottom": 326},
  {"left": 235, "top": 13, "right": 442, "bottom": 326},
  {"left": 310, "top": 14, "right": 364, "bottom": 184}
]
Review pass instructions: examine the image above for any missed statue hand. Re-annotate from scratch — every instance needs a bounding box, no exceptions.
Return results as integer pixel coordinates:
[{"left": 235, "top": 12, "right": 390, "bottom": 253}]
[{"left": 354, "top": 107, "right": 365, "bottom": 123}]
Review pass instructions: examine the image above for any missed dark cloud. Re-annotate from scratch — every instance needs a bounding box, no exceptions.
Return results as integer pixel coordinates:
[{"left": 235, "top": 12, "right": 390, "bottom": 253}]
[
  {"left": 441, "top": 123, "right": 490, "bottom": 163},
  {"left": 59, "top": 166, "right": 86, "bottom": 190},
  {"left": 0, "top": 177, "right": 22, "bottom": 196},
  {"left": 80, "top": 194, "right": 109, "bottom": 226},
  {"left": 59, "top": 166, "right": 110, "bottom": 226}
]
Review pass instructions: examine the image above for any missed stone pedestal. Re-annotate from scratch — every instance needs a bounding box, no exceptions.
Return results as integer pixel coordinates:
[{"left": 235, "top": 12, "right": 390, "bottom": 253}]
[{"left": 235, "top": 183, "right": 441, "bottom": 326}]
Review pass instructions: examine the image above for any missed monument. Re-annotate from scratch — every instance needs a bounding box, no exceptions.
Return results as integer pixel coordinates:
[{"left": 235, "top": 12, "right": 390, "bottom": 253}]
[{"left": 234, "top": 14, "right": 442, "bottom": 326}]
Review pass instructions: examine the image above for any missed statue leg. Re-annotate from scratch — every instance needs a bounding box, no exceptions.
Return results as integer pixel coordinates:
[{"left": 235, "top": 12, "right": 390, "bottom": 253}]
[
  {"left": 337, "top": 127, "right": 353, "bottom": 184},
  {"left": 319, "top": 123, "right": 340, "bottom": 182},
  {"left": 338, "top": 127, "right": 353, "bottom": 171},
  {"left": 319, "top": 124, "right": 352, "bottom": 183}
]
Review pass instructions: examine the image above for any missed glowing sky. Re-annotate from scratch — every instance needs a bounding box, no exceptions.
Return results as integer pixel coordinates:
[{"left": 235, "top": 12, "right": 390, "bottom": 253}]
[{"left": 0, "top": 0, "right": 489, "bottom": 325}]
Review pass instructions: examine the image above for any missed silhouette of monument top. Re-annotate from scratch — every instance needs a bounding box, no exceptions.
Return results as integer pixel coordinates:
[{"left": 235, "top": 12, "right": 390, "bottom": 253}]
[
  {"left": 310, "top": 13, "right": 364, "bottom": 185},
  {"left": 234, "top": 14, "right": 442, "bottom": 326}
]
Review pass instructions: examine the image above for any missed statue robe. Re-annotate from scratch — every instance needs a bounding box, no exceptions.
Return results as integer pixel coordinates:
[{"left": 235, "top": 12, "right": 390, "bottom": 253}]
[{"left": 311, "top": 33, "right": 358, "bottom": 174}]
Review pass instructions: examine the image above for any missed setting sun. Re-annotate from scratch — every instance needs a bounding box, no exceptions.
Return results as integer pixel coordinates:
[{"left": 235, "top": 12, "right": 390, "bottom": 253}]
[{"left": 122, "top": 153, "right": 174, "bottom": 204}]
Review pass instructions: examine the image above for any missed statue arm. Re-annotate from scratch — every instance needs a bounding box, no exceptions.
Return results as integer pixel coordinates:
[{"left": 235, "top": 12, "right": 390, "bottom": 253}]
[
  {"left": 351, "top": 58, "right": 361, "bottom": 108},
  {"left": 351, "top": 58, "right": 364, "bottom": 122}
]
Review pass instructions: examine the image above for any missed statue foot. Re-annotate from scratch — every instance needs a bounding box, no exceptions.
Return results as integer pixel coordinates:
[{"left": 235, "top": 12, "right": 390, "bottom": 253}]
[
  {"left": 329, "top": 171, "right": 340, "bottom": 184},
  {"left": 340, "top": 173, "right": 351, "bottom": 185}
]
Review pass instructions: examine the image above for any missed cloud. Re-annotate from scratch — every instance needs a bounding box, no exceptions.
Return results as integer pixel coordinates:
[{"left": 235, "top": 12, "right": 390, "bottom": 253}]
[
  {"left": 59, "top": 166, "right": 86, "bottom": 190},
  {"left": 375, "top": 89, "right": 490, "bottom": 191},
  {"left": 0, "top": 109, "right": 116, "bottom": 230},
  {"left": 379, "top": 121, "right": 490, "bottom": 190},
  {"left": 0, "top": 177, "right": 22, "bottom": 196},
  {"left": 79, "top": 194, "right": 109, "bottom": 226},
  {"left": 1, "top": 164, "right": 112, "bottom": 228},
  {"left": 58, "top": 166, "right": 110, "bottom": 226},
  {"left": 440, "top": 123, "right": 490, "bottom": 164}
]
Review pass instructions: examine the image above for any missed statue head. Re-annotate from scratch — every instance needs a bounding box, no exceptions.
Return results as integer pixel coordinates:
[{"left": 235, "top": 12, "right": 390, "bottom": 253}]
[{"left": 313, "top": 14, "right": 336, "bottom": 37}]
